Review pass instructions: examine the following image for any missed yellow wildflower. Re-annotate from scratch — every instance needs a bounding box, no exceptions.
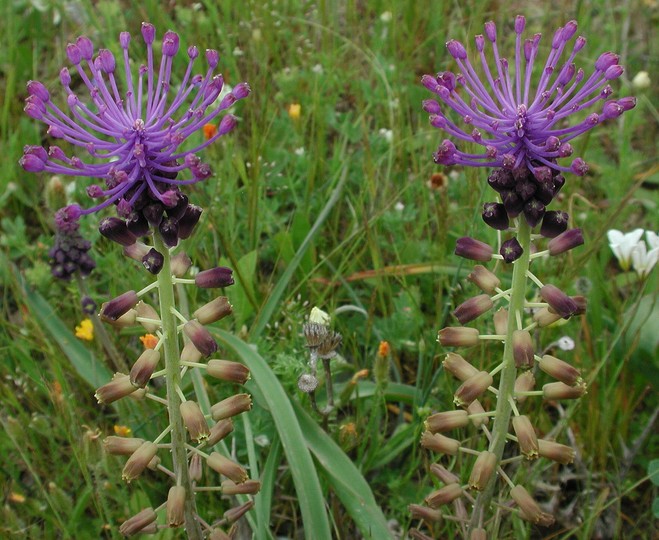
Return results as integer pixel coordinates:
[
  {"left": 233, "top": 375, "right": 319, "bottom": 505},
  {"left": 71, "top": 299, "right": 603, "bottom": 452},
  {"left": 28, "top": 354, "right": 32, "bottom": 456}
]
[
  {"left": 287, "top": 103, "right": 301, "bottom": 121},
  {"left": 75, "top": 319, "right": 94, "bottom": 341},
  {"left": 140, "top": 334, "right": 159, "bottom": 349},
  {"left": 113, "top": 425, "right": 132, "bottom": 437}
]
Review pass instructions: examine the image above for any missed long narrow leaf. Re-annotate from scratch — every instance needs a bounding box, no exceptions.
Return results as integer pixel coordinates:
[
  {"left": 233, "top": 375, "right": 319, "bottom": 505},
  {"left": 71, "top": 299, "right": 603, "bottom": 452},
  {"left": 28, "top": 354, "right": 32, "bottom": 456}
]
[{"left": 214, "top": 329, "right": 332, "bottom": 540}]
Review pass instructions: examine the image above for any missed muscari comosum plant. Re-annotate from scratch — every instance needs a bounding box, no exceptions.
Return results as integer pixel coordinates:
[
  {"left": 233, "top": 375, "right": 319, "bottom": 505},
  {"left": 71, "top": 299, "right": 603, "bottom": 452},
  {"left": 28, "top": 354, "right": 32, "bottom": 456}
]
[
  {"left": 21, "top": 23, "right": 257, "bottom": 539},
  {"left": 410, "top": 15, "right": 635, "bottom": 540}
]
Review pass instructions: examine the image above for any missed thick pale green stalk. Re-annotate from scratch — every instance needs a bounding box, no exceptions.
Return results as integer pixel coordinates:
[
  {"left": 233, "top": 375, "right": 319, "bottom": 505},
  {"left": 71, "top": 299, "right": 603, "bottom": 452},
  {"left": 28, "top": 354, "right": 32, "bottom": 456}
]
[
  {"left": 468, "top": 219, "right": 532, "bottom": 533},
  {"left": 154, "top": 234, "right": 203, "bottom": 540}
]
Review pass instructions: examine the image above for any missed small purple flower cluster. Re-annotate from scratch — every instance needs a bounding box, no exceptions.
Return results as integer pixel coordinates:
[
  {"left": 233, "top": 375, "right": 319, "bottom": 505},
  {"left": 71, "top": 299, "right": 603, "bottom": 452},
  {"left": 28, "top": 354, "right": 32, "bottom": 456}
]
[
  {"left": 21, "top": 23, "right": 249, "bottom": 229},
  {"left": 48, "top": 208, "right": 96, "bottom": 280}
]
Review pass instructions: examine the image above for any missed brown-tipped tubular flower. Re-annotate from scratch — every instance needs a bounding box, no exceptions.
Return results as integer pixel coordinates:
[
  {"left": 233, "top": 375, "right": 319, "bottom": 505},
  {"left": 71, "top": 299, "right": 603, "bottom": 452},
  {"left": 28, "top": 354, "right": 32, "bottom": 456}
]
[
  {"left": 183, "top": 320, "right": 218, "bottom": 356},
  {"left": 408, "top": 504, "right": 442, "bottom": 522},
  {"left": 181, "top": 340, "right": 203, "bottom": 363},
  {"left": 533, "top": 307, "right": 562, "bottom": 327},
  {"left": 512, "top": 330, "right": 534, "bottom": 369},
  {"left": 425, "top": 410, "right": 470, "bottom": 433},
  {"left": 543, "top": 381, "right": 587, "bottom": 400},
  {"left": 420, "top": 431, "right": 460, "bottom": 455},
  {"left": 211, "top": 394, "right": 252, "bottom": 421},
  {"left": 207, "top": 360, "right": 250, "bottom": 384},
  {"left": 540, "top": 284, "right": 578, "bottom": 318},
  {"left": 166, "top": 486, "right": 186, "bottom": 527},
  {"left": 195, "top": 266, "right": 234, "bottom": 288},
  {"left": 206, "top": 418, "right": 234, "bottom": 446},
  {"left": 468, "top": 451, "right": 497, "bottom": 491},
  {"left": 548, "top": 228, "right": 584, "bottom": 255},
  {"left": 438, "top": 327, "right": 480, "bottom": 347},
  {"left": 119, "top": 507, "right": 157, "bottom": 537},
  {"left": 95, "top": 373, "right": 138, "bottom": 404},
  {"left": 171, "top": 252, "right": 192, "bottom": 277},
  {"left": 538, "top": 439, "right": 576, "bottom": 464},
  {"left": 193, "top": 296, "right": 233, "bottom": 325},
  {"left": 425, "top": 483, "right": 463, "bottom": 508},
  {"left": 442, "top": 352, "right": 479, "bottom": 381},
  {"left": 467, "top": 399, "right": 489, "bottom": 427},
  {"left": 135, "top": 301, "right": 160, "bottom": 332},
  {"left": 510, "top": 485, "right": 555, "bottom": 526},
  {"left": 123, "top": 242, "right": 151, "bottom": 262},
  {"left": 104, "top": 436, "right": 145, "bottom": 456},
  {"left": 512, "top": 415, "right": 539, "bottom": 459},
  {"left": 493, "top": 307, "right": 508, "bottom": 335},
  {"left": 455, "top": 237, "right": 493, "bottom": 262},
  {"left": 453, "top": 294, "right": 493, "bottom": 324},
  {"left": 99, "top": 216, "right": 136, "bottom": 247},
  {"left": 514, "top": 371, "right": 536, "bottom": 403},
  {"left": 454, "top": 371, "right": 493, "bottom": 407},
  {"left": 223, "top": 500, "right": 254, "bottom": 523},
  {"left": 189, "top": 453, "right": 203, "bottom": 482},
  {"left": 221, "top": 479, "right": 261, "bottom": 495},
  {"left": 429, "top": 463, "right": 459, "bottom": 484},
  {"left": 129, "top": 349, "right": 160, "bottom": 388},
  {"left": 122, "top": 441, "right": 158, "bottom": 482},
  {"left": 180, "top": 401, "right": 209, "bottom": 442},
  {"left": 207, "top": 452, "right": 248, "bottom": 483},
  {"left": 539, "top": 354, "right": 583, "bottom": 386},
  {"left": 99, "top": 290, "right": 139, "bottom": 322},
  {"left": 467, "top": 265, "right": 500, "bottom": 293}
]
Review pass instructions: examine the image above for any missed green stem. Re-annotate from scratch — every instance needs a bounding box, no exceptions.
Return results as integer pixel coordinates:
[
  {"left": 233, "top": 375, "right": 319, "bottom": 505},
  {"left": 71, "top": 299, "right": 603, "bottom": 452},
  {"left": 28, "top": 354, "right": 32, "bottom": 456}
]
[
  {"left": 154, "top": 234, "right": 203, "bottom": 540},
  {"left": 468, "top": 219, "right": 532, "bottom": 534}
]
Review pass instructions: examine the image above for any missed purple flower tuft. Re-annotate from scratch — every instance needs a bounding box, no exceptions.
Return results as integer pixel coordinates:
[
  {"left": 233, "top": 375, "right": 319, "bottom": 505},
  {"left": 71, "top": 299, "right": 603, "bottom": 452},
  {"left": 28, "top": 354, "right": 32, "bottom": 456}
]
[
  {"left": 422, "top": 16, "right": 635, "bottom": 177},
  {"left": 21, "top": 24, "right": 250, "bottom": 220}
]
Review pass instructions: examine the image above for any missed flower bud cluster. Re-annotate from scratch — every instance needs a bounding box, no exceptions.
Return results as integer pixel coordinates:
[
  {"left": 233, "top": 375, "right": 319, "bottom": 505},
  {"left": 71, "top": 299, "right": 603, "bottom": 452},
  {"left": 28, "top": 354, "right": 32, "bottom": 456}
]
[{"left": 49, "top": 209, "right": 96, "bottom": 280}]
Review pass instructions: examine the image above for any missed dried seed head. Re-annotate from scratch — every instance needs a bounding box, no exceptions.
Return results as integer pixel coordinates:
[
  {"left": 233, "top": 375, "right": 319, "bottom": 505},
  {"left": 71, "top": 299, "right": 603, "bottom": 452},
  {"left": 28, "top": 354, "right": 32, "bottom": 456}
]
[
  {"left": 316, "top": 330, "right": 342, "bottom": 359},
  {"left": 425, "top": 482, "right": 463, "bottom": 508},
  {"left": 297, "top": 373, "right": 319, "bottom": 393},
  {"left": 420, "top": 431, "right": 460, "bottom": 455},
  {"left": 207, "top": 452, "right": 248, "bottom": 483},
  {"left": 512, "top": 415, "right": 539, "bottom": 459},
  {"left": 442, "top": 352, "right": 479, "bottom": 381},
  {"left": 303, "top": 322, "right": 329, "bottom": 348},
  {"left": 425, "top": 410, "right": 470, "bottom": 433},
  {"left": 454, "top": 371, "right": 493, "bottom": 407},
  {"left": 166, "top": 486, "right": 186, "bottom": 527},
  {"left": 468, "top": 451, "right": 497, "bottom": 491}
]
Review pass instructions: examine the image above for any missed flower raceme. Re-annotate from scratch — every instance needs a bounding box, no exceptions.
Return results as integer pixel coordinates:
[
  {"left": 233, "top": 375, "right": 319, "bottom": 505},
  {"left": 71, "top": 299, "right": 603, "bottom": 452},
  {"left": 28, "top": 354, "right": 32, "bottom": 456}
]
[
  {"left": 21, "top": 23, "right": 250, "bottom": 220},
  {"left": 422, "top": 16, "right": 635, "bottom": 177}
]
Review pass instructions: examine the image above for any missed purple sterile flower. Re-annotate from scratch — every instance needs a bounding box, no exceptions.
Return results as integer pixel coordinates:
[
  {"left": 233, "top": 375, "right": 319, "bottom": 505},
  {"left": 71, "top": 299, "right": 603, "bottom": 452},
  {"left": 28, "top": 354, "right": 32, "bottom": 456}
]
[
  {"left": 422, "top": 16, "right": 635, "bottom": 177},
  {"left": 20, "top": 23, "right": 250, "bottom": 221}
]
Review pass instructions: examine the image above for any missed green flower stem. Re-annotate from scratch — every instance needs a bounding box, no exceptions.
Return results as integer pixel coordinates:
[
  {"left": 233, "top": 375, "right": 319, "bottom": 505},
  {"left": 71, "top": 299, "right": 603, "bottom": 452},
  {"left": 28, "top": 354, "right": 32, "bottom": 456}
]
[
  {"left": 468, "top": 219, "right": 532, "bottom": 534},
  {"left": 154, "top": 234, "right": 203, "bottom": 540}
]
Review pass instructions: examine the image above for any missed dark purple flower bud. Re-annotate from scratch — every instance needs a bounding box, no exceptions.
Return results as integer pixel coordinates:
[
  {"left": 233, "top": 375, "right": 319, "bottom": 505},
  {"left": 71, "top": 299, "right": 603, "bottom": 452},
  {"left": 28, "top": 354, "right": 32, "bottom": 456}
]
[
  {"left": 76, "top": 36, "right": 94, "bottom": 59},
  {"left": 162, "top": 31, "right": 180, "bottom": 56},
  {"left": 455, "top": 237, "right": 493, "bottom": 262},
  {"left": 540, "top": 284, "right": 578, "bottom": 318},
  {"left": 500, "top": 238, "right": 523, "bottom": 263},
  {"left": 126, "top": 212, "right": 150, "bottom": 237},
  {"left": 100, "top": 290, "right": 139, "bottom": 322},
  {"left": 195, "top": 266, "right": 234, "bottom": 288},
  {"left": 233, "top": 82, "right": 251, "bottom": 99},
  {"left": 548, "top": 228, "right": 584, "bottom": 255},
  {"left": 487, "top": 168, "right": 515, "bottom": 192},
  {"left": 142, "top": 248, "right": 164, "bottom": 274},
  {"left": 165, "top": 193, "right": 188, "bottom": 221},
  {"left": 99, "top": 217, "right": 137, "bottom": 246},
  {"left": 98, "top": 49, "right": 115, "bottom": 73},
  {"left": 218, "top": 114, "right": 237, "bottom": 136},
  {"left": 523, "top": 199, "right": 545, "bottom": 228},
  {"left": 516, "top": 179, "right": 536, "bottom": 201},
  {"left": 501, "top": 190, "right": 524, "bottom": 218},
  {"left": 422, "top": 99, "right": 441, "bottom": 114},
  {"left": 142, "top": 203, "right": 164, "bottom": 227},
  {"left": 453, "top": 294, "right": 493, "bottom": 324},
  {"left": 482, "top": 202, "right": 509, "bottom": 230},
  {"left": 205, "top": 48, "right": 219, "bottom": 68},
  {"left": 141, "top": 22, "right": 155, "bottom": 44},
  {"left": 158, "top": 217, "right": 179, "bottom": 248},
  {"left": 27, "top": 80, "right": 49, "bottom": 101},
  {"left": 446, "top": 40, "right": 467, "bottom": 59},
  {"left": 540, "top": 210, "right": 569, "bottom": 238},
  {"left": 177, "top": 205, "right": 202, "bottom": 239},
  {"left": 183, "top": 320, "right": 218, "bottom": 356}
]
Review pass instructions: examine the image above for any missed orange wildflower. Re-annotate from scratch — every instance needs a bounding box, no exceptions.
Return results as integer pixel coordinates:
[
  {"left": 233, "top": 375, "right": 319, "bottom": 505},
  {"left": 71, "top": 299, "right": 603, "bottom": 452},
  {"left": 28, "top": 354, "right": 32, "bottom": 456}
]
[
  {"left": 203, "top": 123, "right": 218, "bottom": 140},
  {"left": 377, "top": 340, "right": 390, "bottom": 357},
  {"left": 140, "top": 334, "right": 159, "bottom": 349}
]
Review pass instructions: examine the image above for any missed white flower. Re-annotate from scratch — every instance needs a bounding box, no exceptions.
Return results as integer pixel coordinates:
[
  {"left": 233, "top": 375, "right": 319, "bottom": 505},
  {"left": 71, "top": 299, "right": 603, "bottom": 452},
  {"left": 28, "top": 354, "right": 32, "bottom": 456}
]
[
  {"left": 394, "top": 201, "right": 405, "bottom": 212},
  {"left": 631, "top": 241, "right": 659, "bottom": 278},
  {"left": 646, "top": 231, "right": 659, "bottom": 251},
  {"left": 309, "top": 307, "right": 330, "bottom": 325},
  {"left": 632, "top": 71, "right": 650, "bottom": 90},
  {"left": 378, "top": 128, "right": 393, "bottom": 143},
  {"left": 607, "top": 229, "right": 644, "bottom": 271},
  {"left": 312, "top": 64, "right": 324, "bottom": 74},
  {"left": 294, "top": 147, "right": 305, "bottom": 156},
  {"left": 380, "top": 11, "right": 392, "bottom": 22},
  {"left": 557, "top": 337, "right": 575, "bottom": 351}
]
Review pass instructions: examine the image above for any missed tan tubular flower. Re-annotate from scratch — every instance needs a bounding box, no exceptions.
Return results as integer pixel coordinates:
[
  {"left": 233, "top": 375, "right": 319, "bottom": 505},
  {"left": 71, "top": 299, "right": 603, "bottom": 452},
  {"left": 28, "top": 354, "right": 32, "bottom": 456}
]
[
  {"left": 106, "top": 309, "right": 138, "bottom": 328},
  {"left": 122, "top": 441, "right": 158, "bottom": 482},
  {"left": 408, "top": 504, "right": 442, "bottom": 522},
  {"left": 224, "top": 500, "right": 254, "bottom": 523},
  {"left": 467, "top": 399, "right": 489, "bottom": 427},
  {"left": 170, "top": 252, "right": 192, "bottom": 277},
  {"left": 135, "top": 301, "right": 160, "bottom": 332},
  {"left": 543, "top": 381, "right": 586, "bottom": 400},
  {"left": 425, "top": 410, "right": 469, "bottom": 433},
  {"left": 467, "top": 265, "right": 500, "bottom": 293},
  {"left": 438, "top": 327, "right": 480, "bottom": 347},
  {"left": 129, "top": 349, "right": 160, "bottom": 388},
  {"left": 119, "top": 507, "right": 157, "bottom": 536},
  {"left": 166, "top": 486, "right": 186, "bottom": 527},
  {"left": 208, "top": 529, "right": 231, "bottom": 540},
  {"left": 189, "top": 453, "right": 203, "bottom": 482},
  {"left": 181, "top": 340, "right": 203, "bottom": 363},
  {"left": 512, "top": 415, "right": 539, "bottom": 459},
  {"left": 193, "top": 296, "right": 233, "bottom": 325},
  {"left": 468, "top": 451, "right": 497, "bottom": 491},
  {"left": 206, "top": 418, "right": 234, "bottom": 446},
  {"left": 425, "top": 482, "right": 463, "bottom": 508},
  {"left": 470, "top": 528, "right": 487, "bottom": 540},
  {"left": 442, "top": 352, "right": 479, "bottom": 381},
  {"left": 94, "top": 373, "right": 138, "bottom": 404},
  {"left": 539, "top": 354, "right": 583, "bottom": 386},
  {"left": 538, "top": 439, "right": 576, "bottom": 464},
  {"left": 453, "top": 294, "right": 494, "bottom": 324},
  {"left": 512, "top": 330, "right": 534, "bottom": 369},
  {"left": 207, "top": 360, "right": 250, "bottom": 384},
  {"left": 454, "top": 371, "right": 493, "bottom": 407},
  {"left": 533, "top": 307, "right": 561, "bottom": 327},
  {"left": 420, "top": 431, "right": 460, "bottom": 455},
  {"left": 510, "top": 485, "right": 555, "bottom": 526},
  {"left": 514, "top": 371, "right": 535, "bottom": 403},
  {"left": 540, "top": 284, "right": 578, "bottom": 318},
  {"left": 180, "top": 401, "right": 209, "bottom": 442},
  {"left": 221, "top": 479, "right": 261, "bottom": 495},
  {"left": 493, "top": 308, "right": 508, "bottom": 335},
  {"left": 429, "top": 463, "right": 459, "bottom": 484},
  {"left": 104, "top": 436, "right": 144, "bottom": 456},
  {"left": 211, "top": 394, "right": 252, "bottom": 421},
  {"left": 207, "top": 452, "right": 248, "bottom": 483}
]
